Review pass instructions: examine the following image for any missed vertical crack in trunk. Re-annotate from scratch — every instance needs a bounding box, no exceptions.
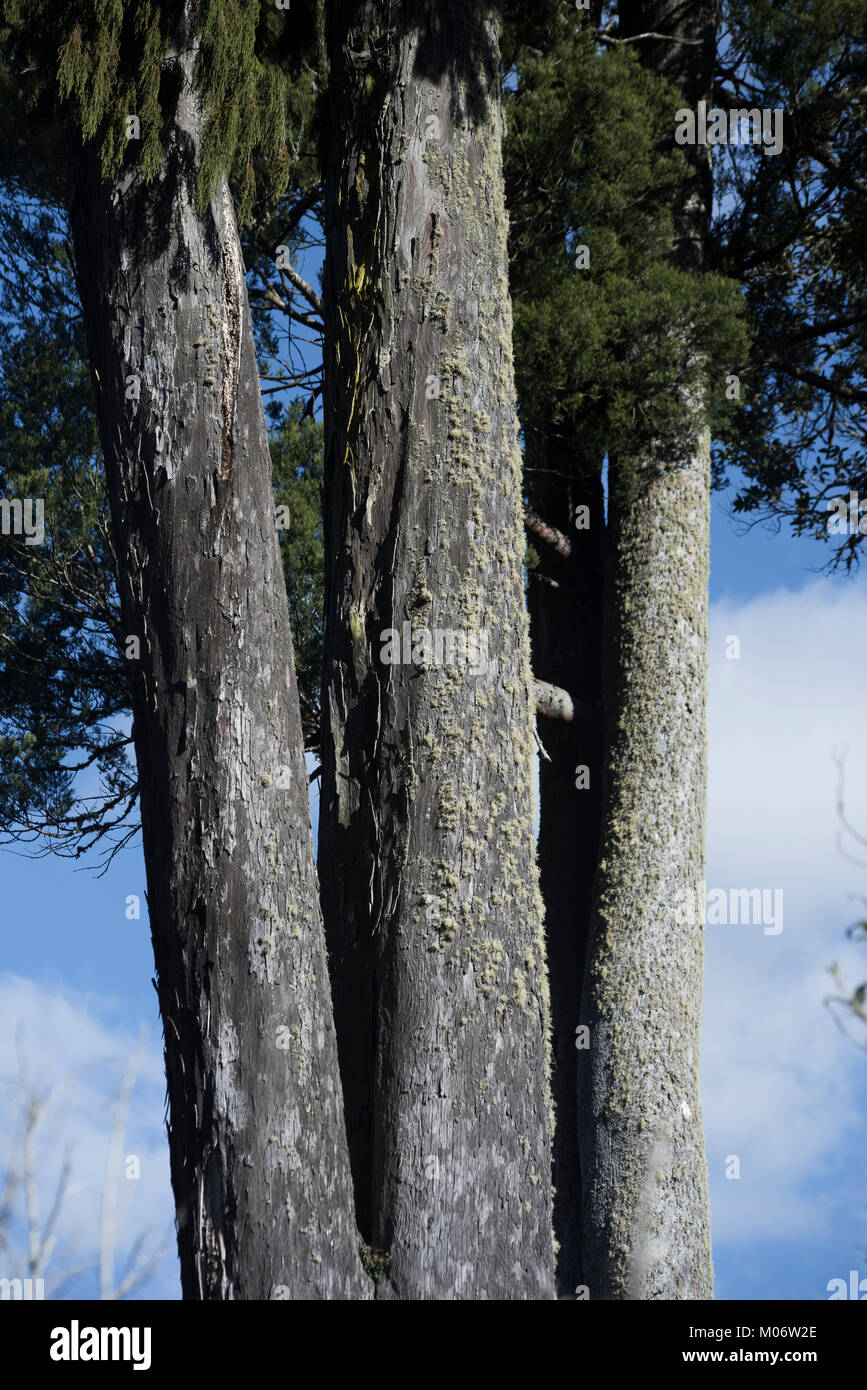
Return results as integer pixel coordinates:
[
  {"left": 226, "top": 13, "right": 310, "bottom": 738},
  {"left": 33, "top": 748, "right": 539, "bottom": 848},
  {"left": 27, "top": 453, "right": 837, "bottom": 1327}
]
[{"left": 527, "top": 426, "right": 604, "bottom": 1297}]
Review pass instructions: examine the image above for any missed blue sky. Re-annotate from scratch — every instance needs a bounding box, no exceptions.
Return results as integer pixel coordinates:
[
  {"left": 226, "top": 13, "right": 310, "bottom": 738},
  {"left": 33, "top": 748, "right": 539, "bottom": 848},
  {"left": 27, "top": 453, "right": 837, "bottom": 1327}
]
[
  {"left": 2, "top": 477, "right": 865, "bottom": 1300},
  {"left": 703, "top": 490, "right": 867, "bottom": 1300}
]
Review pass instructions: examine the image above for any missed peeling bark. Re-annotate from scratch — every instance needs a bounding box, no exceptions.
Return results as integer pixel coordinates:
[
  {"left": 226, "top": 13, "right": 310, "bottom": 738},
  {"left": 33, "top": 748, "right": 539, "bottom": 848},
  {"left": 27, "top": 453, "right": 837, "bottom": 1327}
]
[
  {"left": 576, "top": 0, "right": 716, "bottom": 1300},
  {"left": 320, "top": 0, "right": 555, "bottom": 1298},
  {"left": 65, "top": 23, "right": 369, "bottom": 1300}
]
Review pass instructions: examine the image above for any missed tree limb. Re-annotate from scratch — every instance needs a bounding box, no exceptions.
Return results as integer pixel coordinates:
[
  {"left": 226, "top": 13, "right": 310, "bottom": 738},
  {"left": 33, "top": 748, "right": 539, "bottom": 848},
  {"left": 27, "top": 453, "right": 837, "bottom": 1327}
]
[
  {"left": 278, "top": 262, "right": 324, "bottom": 318},
  {"left": 596, "top": 29, "right": 702, "bottom": 46},
  {"left": 768, "top": 359, "right": 867, "bottom": 405},
  {"left": 766, "top": 305, "right": 867, "bottom": 350},
  {"left": 525, "top": 506, "right": 573, "bottom": 558},
  {"left": 532, "top": 679, "right": 574, "bottom": 722}
]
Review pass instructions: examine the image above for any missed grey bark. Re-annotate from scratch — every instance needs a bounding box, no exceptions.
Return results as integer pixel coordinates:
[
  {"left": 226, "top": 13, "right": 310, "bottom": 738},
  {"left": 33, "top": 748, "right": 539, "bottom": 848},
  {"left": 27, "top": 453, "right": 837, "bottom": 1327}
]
[
  {"left": 320, "top": 0, "right": 555, "bottom": 1298},
  {"left": 65, "top": 24, "right": 369, "bottom": 1300},
  {"left": 576, "top": 0, "right": 716, "bottom": 1299}
]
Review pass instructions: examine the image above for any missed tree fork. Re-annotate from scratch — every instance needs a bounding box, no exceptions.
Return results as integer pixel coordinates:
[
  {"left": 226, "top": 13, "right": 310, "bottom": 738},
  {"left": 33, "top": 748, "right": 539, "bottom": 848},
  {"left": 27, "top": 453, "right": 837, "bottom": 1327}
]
[{"left": 320, "top": 0, "right": 555, "bottom": 1298}]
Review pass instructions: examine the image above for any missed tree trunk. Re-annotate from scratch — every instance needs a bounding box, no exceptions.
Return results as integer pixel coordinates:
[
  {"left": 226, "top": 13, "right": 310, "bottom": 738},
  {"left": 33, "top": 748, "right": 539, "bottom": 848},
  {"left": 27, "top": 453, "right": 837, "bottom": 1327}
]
[
  {"left": 526, "top": 424, "right": 603, "bottom": 1298},
  {"left": 576, "top": 0, "right": 716, "bottom": 1300},
  {"left": 320, "top": 0, "right": 555, "bottom": 1298},
  {"left": 65, "top": 22, "right": 369, "bottom": 1301}
]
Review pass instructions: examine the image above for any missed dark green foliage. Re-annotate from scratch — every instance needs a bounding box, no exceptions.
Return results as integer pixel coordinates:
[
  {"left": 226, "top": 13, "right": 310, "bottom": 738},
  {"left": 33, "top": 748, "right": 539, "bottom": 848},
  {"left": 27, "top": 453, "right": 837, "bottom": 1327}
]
[
  {"left": 504, "top": 11, "right": 749, "bottom": 486},
  {"left": 271, "top": 401, "right": 324, "bottom": 754},
  {"left": 1, "top": 0, "right": 322, "bottom": 221},
  {"left": 195, "top": 0, "right": 323, "bottom": 221},
  {"left": 713, "top": 0, "right": 867, "bottom": 567},
  {"left": 0, "top": 194, "right": 134, "bottom": 859}
]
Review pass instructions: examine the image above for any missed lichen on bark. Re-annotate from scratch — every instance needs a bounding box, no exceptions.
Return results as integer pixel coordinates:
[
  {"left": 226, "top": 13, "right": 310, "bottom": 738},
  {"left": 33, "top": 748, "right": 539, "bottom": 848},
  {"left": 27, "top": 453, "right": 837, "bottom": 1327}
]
[
  {"left": 320, "top": 0, "right": 555, "bottom": 1299},
  {"left": 576, "top": 0, "right": 717, "bottom": 1300}
]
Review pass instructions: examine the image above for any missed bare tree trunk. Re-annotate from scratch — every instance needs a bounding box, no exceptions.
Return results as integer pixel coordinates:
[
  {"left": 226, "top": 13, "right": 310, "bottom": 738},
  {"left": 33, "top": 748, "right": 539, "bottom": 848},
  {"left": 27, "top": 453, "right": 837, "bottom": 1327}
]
[
  {"left": 577, "top": 0, "right": 716, "bottom": 1300},
  {"left": 65, "top": 22, "right": 369, "bottom": 1301},
  {"left": 320, "top": 0, "right": 555, "bottom": 1298}
]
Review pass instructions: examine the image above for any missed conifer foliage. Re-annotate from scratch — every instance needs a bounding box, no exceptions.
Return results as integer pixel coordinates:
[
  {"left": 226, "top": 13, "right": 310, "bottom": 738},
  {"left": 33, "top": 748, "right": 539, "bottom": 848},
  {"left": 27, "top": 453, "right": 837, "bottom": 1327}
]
[{"left": 3, "top": 0, "right": 319, "bottom": 219}]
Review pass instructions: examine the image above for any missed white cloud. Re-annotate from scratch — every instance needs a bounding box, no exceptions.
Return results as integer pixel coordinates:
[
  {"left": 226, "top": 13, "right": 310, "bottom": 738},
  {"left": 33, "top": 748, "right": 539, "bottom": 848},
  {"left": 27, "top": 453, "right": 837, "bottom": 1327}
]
[
  {"left": 704, "top": 582, "right": 867, "bottom": 1257},
  {"left": 0, "top": 975, "right": 178, "bottom": 1299}
]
